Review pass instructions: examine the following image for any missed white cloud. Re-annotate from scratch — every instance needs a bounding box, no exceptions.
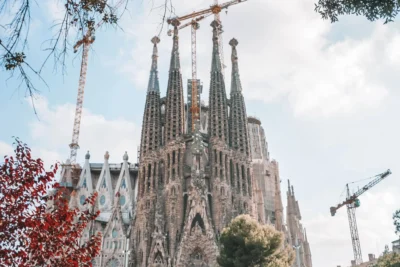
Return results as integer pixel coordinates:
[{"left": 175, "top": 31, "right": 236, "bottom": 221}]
[
  {"left": 115, "top": 0, "right": 400, "bottom": 118},
  {"left": 27, "top": 97, "right": 140, "bottom": 166}
]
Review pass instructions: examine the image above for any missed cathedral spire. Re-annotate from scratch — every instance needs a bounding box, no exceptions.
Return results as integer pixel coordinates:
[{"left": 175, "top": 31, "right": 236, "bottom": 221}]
[
  {"left": 228, "top": 38, "right": 250, "bottom": 156},
  {"left": 140, "top": 37, "right": 162, "bottom": 158},
  {"left": 229, "top": 38, "right": 242, "bottom": 93},
  {"left": 170, "top": 20, "right": 180, "bottom": 70},
  {"left": 147, "top": 36, "right": 160, "bottom": 93},
  {"left": 211, "top": 20, "right": 223, "bottom": 73},
  {"left": 164, "top": 21, "right": 185, "bottom": 143},
  {"left": 208, "top": 20, "right": 229, "bottom": 142}
]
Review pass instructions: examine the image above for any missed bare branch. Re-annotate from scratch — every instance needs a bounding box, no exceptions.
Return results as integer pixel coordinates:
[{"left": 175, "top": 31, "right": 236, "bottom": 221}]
[{"left": 0, "top": 0, "right": 175, "bottom": 113}]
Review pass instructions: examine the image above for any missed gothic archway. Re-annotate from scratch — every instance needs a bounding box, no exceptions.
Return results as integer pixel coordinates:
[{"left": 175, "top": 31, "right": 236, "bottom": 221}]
[
  {"left": 153, "top": 251, "right": 164, "bottom": 267},
  {"left": 190, "top": 213, "right": 205, "bottom": 234}
]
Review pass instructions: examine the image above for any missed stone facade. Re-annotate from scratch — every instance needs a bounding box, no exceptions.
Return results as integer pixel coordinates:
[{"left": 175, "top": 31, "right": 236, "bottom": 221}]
[
  {"left": 247, "top": 116, "right": 276, "bottom": 224},
  {"left": 60, "top": 19, "right": 312, "bottom": 267},
  {"left": 286, "top": 181, "right": 312, "bottom": 267},
  {"left": 62, "top": 151, "right": 138, "bottom": 267}
]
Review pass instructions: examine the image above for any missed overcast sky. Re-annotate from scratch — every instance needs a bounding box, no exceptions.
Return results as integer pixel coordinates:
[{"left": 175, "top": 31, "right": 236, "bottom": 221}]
[{"left": 1, "top": 0, "right": 400, "bottom": 266}]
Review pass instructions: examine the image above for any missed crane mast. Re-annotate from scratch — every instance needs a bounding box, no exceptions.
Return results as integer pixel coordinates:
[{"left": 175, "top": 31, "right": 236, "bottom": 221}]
[
  {"left": 68, "top": 0, "right": 125, "bottom": 164},
  {"left": 191, "top": 21, "right": 200, "bottom": 131},
  {"left": 167, "top": 0, "right": 247, "bottom": 132},
  {"left": 69, "top": 39, "right": 92, "bottom": 164},
  {"left": 330, "top": 169, "right": 392, "bottom": 265}
]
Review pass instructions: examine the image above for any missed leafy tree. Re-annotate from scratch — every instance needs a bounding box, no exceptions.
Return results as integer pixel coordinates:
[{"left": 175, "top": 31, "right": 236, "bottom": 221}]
[
  {"left": 314, "top": 0, "right": 400, "bottom": 23},
  {"left": 217, "top": 214, "right": 295, "bottom": 267},
  {"left": 374, "top": 252, "right": 400, "bottom": 267},
  {"left": 0, "top": 138, "right": 101, "bottom": 266},
  {"left": 394, "top": 209, "right": 400, "bottom": 235}
]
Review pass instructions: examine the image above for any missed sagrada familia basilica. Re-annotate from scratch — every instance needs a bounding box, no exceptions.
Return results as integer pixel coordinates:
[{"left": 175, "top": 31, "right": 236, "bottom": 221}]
[{"left": 61, "top": 19, "right": 312, "bottom": 267}]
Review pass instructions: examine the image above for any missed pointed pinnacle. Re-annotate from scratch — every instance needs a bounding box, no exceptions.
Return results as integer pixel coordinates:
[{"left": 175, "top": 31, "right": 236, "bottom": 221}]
[
  {"left": 123, "top": 151, "right": 129, "bottom": 161},
  {"left": 148, "top": 36, "right": 160, "bottom": 93},
  {"left": 151, "top": 36, "right": 160, "bottom": 45},
  {"left": 229, "top": 38, "right": 238, "bottom": 47}
]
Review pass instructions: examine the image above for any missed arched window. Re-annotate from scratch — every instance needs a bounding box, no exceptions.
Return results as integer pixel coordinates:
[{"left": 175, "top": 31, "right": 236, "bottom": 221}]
[
  {"left": 230, "top": 159, "right": 234, "bottom": 187},
  {"left": 244, "top": 202, "right": 248, "bottom": 212},
  {"left": 242, "top": 165, "right": 247, "bottom": 196},
  {"left": 106, "top": 258, "right": 119, "bottom": 267},
  {"left": 171, "top": 187, "right": 176, "bottom": 196},
  {"left": 154, "top": 252, "right": 163, "bottom": 264},
  {"left": 225, "top": 155, "right": 229, "bottom": 183}
]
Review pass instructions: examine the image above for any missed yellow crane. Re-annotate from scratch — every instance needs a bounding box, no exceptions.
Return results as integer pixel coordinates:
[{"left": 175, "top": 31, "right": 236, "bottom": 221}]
[
  {"left": 68, "top": 1, "right": 125, "bottom": 164},
  {"left": 167, "top": 0, "right": 247, "bottom": 132}
]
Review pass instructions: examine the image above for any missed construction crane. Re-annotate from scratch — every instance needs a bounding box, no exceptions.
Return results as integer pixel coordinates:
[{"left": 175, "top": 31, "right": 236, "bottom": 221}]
[
  {"left": 167, "top": 0, "right": 247, "bottom": 131},
  {"left": 68, "top": 1, "right": 125, "bottom": 164},
  {"left": 330, "top": 169, "right": 392, "bottom": 264}
]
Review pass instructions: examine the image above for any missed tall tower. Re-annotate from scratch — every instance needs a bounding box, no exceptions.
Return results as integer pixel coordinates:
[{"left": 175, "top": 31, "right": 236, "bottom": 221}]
[
  {"left": 134, "top": 36, "right": 163, "bottom": 267},
  {"left": 286, "top": 181, "right": 312, "bottom": 267},
  {"left": 228, "top": 37, "right": 254, "bottom": 218},
  {"left": 139, "top": 36, "right": 162, "bottom": 159},
  {"left": 208, "top": 20, "right": 229, "bottom": 143},
  {"left": 208, "top": 20, "right": 232, "bottom": 232},
  {"left": 228, "top": 38, "right": 250, "bottom": 158},
  {"left": 164, "top": 21, "right": 185, "bottom": 143}
]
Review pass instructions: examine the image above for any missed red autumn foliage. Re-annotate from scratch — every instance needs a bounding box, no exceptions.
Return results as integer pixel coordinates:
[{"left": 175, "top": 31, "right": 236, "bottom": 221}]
[{"left": 0, "top": 138, "right": 101, "bottom": 266}]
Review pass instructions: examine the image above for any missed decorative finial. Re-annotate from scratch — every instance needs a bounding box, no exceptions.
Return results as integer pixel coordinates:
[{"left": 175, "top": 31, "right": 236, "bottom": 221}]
[
  {"left": 210, "top": 20, "right": 220, "bottom": 29},
  {"left": 104, "top": 151, "right": 110, "bottom": 160},
  {"left": 85, "top": 151, "right": 90, "bottom": 160},
  {"left": 229, "top": 38, "right": 238, "bottom": 47},
  {"left": 151, "top": 36, "right": 160, "bottom": 45},
  {"left": 170, "top": 18, "right": 181, "bottom": 27},
  {"left": 123, "top": 151, "right": 129, "bottom": 161},
  {"left": 291, "top": 185, "right": 295, "bottom": 196}
]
